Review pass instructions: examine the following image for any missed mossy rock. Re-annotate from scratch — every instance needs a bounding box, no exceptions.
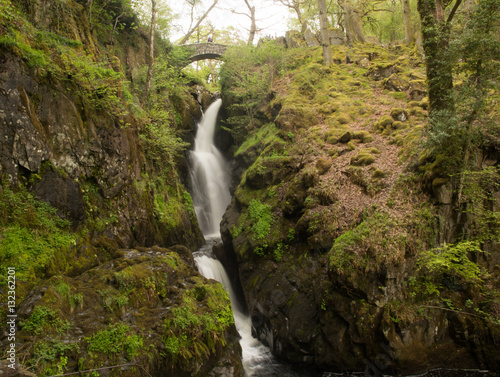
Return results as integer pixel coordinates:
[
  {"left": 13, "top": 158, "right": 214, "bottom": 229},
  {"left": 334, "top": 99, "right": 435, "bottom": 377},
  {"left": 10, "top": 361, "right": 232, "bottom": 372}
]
[
  {"left": 338, "top": 130, "right": 353, "bottom": 143},
  {"left": 375, "top": 115, "right": 394, "bottom": 132},
  {"left": 353, "top": 130, "right": 374, "bottom": 143},
  {"left": 347, "top": 140, "right": 357, "bottom": 151},
  {"left": 351, "top": 152, "right": 375, "bottom": 166},
  {"left": 407, "top": 101, "right": 422, "bottom": 108},
  {"left": 372, "top": 169, "right": 386, "bottom": 179},
  {"left": 319, "top": 101, "right": 341, "bottom": 114},
  {"left": 276, "top": 106, "right": 318, "bottom": 130},
  {"left": 326, "top": 135, "right": 339, "bottom": 144},
  {"left": 336, "top": 113, "right": 352, "bottom": 125},
  {"left": 316, "top": 158, "right": 332, "bottom": 175},
  {"left": 379, "top": 115, "right": 394, "bottom": 127},
  {"left": 384, "top": 73, "right": 410, "bottom": 92},
  {"left": 419, "top": 97, "right": 429, "bottom": 109},
  {"left": 432, "top": 177, "right": 448, "bottom": 187},
  {"left": 365, "top": 64, "right": 398, "bottom": 81},
  {"left": 392, "top": 121, "right": 405, "bottom": 130},
  {"left": 390, "top": 108, "right": 409, "bottom": 122},
  {"left": 409, "top": 80, "right": 427, "bottom": 100},
  {"left": 409, "top": 107, "right": 427, "bottom": 119}
]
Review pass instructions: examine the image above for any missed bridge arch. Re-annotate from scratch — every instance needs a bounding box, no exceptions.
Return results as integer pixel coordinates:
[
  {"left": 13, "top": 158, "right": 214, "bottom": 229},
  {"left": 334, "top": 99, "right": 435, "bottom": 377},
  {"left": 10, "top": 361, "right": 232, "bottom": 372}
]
[{"left": 182, "top": 43, "right": 227, "bottom": 65}]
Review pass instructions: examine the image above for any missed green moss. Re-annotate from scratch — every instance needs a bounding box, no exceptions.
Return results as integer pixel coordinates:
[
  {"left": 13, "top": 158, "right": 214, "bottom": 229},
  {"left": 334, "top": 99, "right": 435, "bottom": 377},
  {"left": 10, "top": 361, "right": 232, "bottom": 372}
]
[
  {"left": 372, "top": 169, "right": 386, "bottom": 179},
  {"left": 336, "top": 113, "right": 352, "bottom": 125},
  {"left": 347, "top": 140, "right": 357, "bottom": 151},
  {"left": 248, "top": 200, "right": 273, "bottom": 242},
  {"left": 86, "top": 323, "right": 143, "bottom": 360},
  {"left": 235, "top": 123, "right": 280, "bottom": 157},
  {"left": 351, "top": 152, "right": 375, "bottom": 166},
  {"left": 0, "top": 185, "right": 76, "bottom": 284},
  {"left": 353, "top": 130, "right": 375, "bottom": 143},
  {"left": 319, "top": 101, "right": 341, "bottom": 114},
  {"left": 390, "top": 108, "right": 407, "bottom": 119},
  {"left": 390, "top": 92, "right": 407, "bottom": 100},
  {"left": 329, "top": 211, "right": 407, "bottom": 275},
  {"left": 21, "top": 306, "right": 71, "bottom": 336},
  {"left": 162, "top": 280, "right": 234, "bottom": 363}
]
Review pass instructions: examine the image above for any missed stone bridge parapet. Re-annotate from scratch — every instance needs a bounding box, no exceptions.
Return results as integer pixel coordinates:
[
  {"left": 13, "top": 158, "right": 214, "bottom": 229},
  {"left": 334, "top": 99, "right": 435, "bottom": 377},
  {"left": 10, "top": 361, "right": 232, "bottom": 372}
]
[{"left": 183, "top": 43, "right": 227, "bottom": 64}]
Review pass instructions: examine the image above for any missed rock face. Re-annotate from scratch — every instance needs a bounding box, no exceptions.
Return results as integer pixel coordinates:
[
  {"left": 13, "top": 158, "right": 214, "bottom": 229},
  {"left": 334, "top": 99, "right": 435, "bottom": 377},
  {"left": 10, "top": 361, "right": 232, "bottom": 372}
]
[
  {"left": 221, "top": 136, "right": 500, "bottom": 374},
  {"left": 0, "top": 51, "right": 203, "bottom": 250},
  {"left": 218, "top": 42, "right": 500, "bottom": 373},
  {"left": 14, "top": 247, "right": 243, "bottom": 377}
]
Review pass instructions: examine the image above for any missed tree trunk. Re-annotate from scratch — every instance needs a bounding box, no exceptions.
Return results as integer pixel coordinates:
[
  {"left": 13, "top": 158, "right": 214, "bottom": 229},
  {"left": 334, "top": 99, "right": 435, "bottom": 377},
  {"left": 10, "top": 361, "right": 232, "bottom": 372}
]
[
  {"left": 144, "top": 0, "right": 156, "bottom": 101},
  {"left": 180, "top": 0, "right": 219, "bottom": 45},
  {"left": 417, "top": 0, "right": 459, "bottom": 115},
  {"left": 402, "top": 0, "right": 415, "bottom": 44},
  {"left": 318, "top": 0, "right": 332, "bottom": 65},
  {"left": 344, "top": 0, "right": 365, "bottom": 44},
  {"left": 244, "top": 0, "right": 257, "bottom": 45}
]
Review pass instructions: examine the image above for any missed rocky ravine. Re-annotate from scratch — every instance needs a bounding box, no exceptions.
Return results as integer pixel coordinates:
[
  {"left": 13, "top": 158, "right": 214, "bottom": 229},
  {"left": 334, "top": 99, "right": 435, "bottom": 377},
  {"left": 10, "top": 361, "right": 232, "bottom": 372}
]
[{"left": 218, "top": 44, "right": 500, "bottom": 374}]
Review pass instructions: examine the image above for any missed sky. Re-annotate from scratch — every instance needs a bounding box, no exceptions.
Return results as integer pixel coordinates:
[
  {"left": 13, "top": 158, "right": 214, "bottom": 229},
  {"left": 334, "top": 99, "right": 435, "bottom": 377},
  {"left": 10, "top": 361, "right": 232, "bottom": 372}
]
[{"left": 168, "top": 0, "right": 293, "bottom": 44}]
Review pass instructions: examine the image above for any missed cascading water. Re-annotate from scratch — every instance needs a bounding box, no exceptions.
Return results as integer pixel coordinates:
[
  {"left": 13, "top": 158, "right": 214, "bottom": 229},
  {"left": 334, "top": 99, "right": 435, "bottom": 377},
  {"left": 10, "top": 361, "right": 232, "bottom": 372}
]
[
  {"left": 189, "top": 99, "right": 314, "bottom": 377},
  {"left": 189, "top": 99, "right": 231, "bottom": 237}
]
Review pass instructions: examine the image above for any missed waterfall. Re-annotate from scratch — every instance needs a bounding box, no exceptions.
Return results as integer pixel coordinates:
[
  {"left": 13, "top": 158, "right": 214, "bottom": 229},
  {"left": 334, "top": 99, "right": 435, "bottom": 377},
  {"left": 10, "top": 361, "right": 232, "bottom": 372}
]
[
  {"left": 189, "top": 99, "right": 307, "bottom": 377},
  {"left": 189, "top": 99, "right": 231, "bottom": 237}
]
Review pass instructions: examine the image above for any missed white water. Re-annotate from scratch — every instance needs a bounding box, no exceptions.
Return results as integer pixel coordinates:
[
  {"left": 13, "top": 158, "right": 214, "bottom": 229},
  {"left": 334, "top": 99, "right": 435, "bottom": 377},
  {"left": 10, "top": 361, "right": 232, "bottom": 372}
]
[
  {"left": 189, "top": 99, "right": 232, "bottom": 238},
  {"left": 189, "top": 99, "right": 281, "bottom": 376}
]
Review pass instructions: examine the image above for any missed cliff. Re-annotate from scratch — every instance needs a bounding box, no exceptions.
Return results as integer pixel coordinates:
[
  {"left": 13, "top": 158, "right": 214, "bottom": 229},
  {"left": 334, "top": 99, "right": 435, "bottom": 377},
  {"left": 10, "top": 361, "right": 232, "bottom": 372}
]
[{"left": 219, "top": 41, "right": 500, "bottom": 374}]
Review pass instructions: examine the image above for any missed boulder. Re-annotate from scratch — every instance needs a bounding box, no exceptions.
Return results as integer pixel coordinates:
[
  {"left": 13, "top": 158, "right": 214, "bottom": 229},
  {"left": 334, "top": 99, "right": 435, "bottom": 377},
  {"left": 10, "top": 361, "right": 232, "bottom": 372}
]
[
  {"left": 366, "top": 64, "right": 399, "bottom": 81},
  {"left": 409, "top": 80, "right": 427, "bottom": 100},
  {"left": 304, "top": 28, "right": 320, "bottom": 47},
  {"left": 384, "top": 74, "right": 410, "bottom": 92},
  {"left": 328, "top": 28, "right": 346, "bottom": 45}
]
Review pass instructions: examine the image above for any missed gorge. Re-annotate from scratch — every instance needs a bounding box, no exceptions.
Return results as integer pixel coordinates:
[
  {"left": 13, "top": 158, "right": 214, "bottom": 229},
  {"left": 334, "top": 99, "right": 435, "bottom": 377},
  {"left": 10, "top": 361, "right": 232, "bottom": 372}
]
[{"left": 0, "top": 0, "right": 499, "bottom": 376}]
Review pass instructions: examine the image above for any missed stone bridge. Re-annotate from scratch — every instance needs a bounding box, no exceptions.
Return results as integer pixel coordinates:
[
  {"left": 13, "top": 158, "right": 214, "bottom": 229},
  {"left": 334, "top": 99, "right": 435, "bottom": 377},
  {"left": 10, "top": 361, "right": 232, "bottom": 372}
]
[{"left": 182, "top": 43, "right": 227, "bottom": 64}]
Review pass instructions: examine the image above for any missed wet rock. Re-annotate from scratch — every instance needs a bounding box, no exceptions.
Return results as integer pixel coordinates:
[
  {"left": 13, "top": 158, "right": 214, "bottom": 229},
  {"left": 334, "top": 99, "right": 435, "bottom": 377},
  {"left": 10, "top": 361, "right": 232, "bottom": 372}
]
[
  {"left": 32, "top": 170, "right": 86, "bottom": 227},
  {"left": 15, "top": 250, "right": 243, "bottom": 377},
  {"left": 432, "top": 178, "right": 453, "bottom": 204}
]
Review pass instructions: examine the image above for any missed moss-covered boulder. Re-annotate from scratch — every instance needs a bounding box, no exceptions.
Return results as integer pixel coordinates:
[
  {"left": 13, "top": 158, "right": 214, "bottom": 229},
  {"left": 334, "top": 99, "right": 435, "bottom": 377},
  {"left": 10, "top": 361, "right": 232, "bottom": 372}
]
[
  {"left": 390, "top": 108, "right": 409, "bottom": 122},
  {"left": 15, "top": 248, "right": 242, "bottom": 377},
  {"left": 409, "top": 80, "right": 427, "bottom": 100},
  {"left": 384, "top": 74, "right": 410, "bottom": 92},
  {"left": 366, "top": 63, "right": 399, "bottom": 81}
]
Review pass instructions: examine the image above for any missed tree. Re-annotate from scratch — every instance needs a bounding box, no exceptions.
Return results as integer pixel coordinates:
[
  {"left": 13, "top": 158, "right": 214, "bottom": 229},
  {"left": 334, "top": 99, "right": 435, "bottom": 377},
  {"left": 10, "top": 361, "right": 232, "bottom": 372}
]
[
  {"left": 318, "top": 0, "right": 332, "bottom": 65},
  {"left": 342, "top": 0, "right": 365, "bottom": 44},
  {"left": 144, "top": 0, "right": 157, "bottom": 100},
  {"left": 228, "top": 0, "right": 259, "bottom": 45},
  {"left": 417, "top": 0, "right": 461, "bottom": 135},
  {"left": 402, "top": 0, "right": 415, "bottom": 44},
  {"left": 179, "top": 0, "right": 219, "bottom": 45},
  {"left": 275, "top": 0, "right": 309, "bottom": 33}
]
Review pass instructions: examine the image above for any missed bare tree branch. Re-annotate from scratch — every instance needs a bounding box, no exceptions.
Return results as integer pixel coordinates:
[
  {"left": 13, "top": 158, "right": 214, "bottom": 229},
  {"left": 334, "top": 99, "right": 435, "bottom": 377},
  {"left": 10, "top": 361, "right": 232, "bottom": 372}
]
[{"left": 180, "top": 0, "right": 219, "bottom": 45}]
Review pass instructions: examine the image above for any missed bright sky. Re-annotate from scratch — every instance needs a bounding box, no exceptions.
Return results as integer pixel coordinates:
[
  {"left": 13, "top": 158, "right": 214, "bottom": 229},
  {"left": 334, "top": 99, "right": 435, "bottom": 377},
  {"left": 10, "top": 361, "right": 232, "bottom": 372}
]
[{"left": 169, "top": 0, "right": 293, "bottom": 44}]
